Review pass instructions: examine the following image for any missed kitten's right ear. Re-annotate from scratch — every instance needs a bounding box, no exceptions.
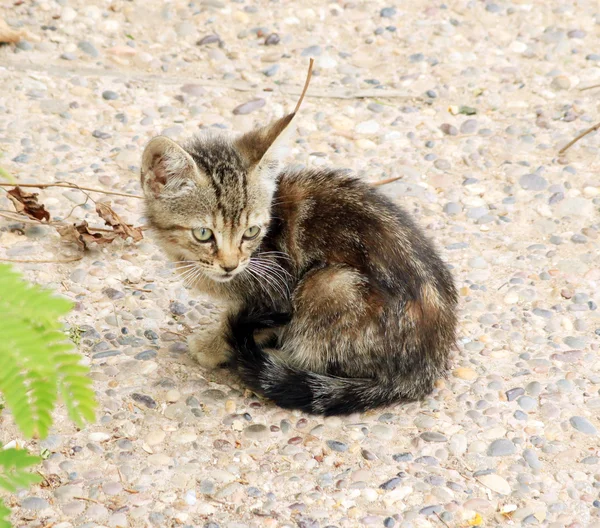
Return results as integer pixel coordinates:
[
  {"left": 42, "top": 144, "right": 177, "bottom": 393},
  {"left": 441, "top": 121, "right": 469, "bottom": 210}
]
[{"left": 141, "top": 136, "right": 203, "bottom": 198}]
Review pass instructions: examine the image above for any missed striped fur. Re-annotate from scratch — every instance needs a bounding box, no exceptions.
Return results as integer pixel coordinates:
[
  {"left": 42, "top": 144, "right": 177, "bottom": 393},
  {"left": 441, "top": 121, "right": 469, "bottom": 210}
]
[{"left": 141, "top": 117, "right": 458, "bottom": 416}]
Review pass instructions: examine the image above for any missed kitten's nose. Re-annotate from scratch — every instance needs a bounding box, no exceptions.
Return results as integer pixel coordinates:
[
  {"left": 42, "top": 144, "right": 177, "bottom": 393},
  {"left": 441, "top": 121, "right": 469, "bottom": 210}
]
[{"left": 221, "top": 263, "right": 238, "bottom": 273}]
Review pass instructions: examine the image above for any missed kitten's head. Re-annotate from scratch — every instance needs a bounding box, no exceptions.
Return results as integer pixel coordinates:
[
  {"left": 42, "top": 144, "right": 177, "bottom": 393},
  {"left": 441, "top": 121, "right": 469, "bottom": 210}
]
[{"left": 140, "top": 114, "right": 293, "bottom": 283}]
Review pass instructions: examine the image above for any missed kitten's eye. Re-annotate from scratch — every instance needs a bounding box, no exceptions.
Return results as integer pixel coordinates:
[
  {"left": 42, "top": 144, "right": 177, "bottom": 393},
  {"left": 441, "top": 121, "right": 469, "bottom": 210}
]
[
  {"left": 243, "top": 226, "right": 261, "bottom": 240},
  {"left": 192, "top": 227, "right": 213, "bottom": 242}
]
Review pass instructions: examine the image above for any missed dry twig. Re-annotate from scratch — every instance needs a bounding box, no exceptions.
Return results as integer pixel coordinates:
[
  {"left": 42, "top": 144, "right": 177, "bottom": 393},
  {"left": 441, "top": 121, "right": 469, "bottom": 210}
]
[
  {"left": 0, "top": 256, "right": 83, "bottom": 264},
  {"left": 0, "top": 181, "right": 142, "bottom": 199},
  {"left": 559, "top": 122, "right": 600, "bottom": 154}
]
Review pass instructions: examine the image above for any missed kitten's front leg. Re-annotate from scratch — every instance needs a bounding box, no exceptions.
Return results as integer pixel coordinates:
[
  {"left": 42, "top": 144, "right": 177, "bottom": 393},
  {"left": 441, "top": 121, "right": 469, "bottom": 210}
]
[{"left": 187, "top": 314, "right": 232, "bottom": 369}]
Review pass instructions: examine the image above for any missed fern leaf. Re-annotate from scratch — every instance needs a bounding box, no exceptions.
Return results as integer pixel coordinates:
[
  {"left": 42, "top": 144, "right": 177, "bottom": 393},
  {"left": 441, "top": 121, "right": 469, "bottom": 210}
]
[
  {"left": 0, "top": 449, "right": 41, "bottom": 493},
  {"left": 0, "top": 498, "right": 10, "bottom": 528},
  {"left": 0, "top": 264, "right": 96, "bottom": 439}
]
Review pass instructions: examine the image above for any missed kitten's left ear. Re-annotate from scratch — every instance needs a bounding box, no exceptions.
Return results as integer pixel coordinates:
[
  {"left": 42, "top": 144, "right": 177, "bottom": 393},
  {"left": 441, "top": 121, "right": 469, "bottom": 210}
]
[{"left": 234, "top": 113, "right": 295, "bottom": 179}]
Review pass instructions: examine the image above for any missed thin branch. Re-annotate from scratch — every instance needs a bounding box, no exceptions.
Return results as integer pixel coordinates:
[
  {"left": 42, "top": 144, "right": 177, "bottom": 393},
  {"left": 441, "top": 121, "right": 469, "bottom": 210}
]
[
  {"left": 2, "top": 60, "right": 419, "bottom": 101},
  {"left": 434, "top": 511, "right": 451, "bottom": 528},
  {"left": 0, "top": 182, "right": 142, "bottom": 199},
  {"left": 0, "top": 255, "right": 83, "bottom": 264},
  {"left": 559, "top": 122, "right": 600, "bottom": 154},
  {"left": 580, "top": 83, "right": 600, "bottom": 92},
  {"left": 293, "top": 58, "right": 314, "bottom": 114},
  {"left": 370, "top": 176, "right": 402, "bottom": 187}
]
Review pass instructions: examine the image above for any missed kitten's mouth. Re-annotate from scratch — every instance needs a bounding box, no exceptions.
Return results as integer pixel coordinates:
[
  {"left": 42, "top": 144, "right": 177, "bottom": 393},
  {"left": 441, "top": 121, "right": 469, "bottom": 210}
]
[{"left": 211, "top": 274, "right": 235, "bottom": 283}]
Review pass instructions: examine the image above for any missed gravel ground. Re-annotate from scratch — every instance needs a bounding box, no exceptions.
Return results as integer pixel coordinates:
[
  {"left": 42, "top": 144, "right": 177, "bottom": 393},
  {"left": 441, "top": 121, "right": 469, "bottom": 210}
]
[{"left": 1, "top": 1, "right": 600, "bottom": 527}]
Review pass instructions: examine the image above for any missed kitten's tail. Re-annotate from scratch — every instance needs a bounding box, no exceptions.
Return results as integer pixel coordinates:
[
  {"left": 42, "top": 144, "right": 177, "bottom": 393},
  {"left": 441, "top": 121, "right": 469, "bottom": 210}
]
[{"left": 226, "top": 311, "right": 421, "bottom": 416}]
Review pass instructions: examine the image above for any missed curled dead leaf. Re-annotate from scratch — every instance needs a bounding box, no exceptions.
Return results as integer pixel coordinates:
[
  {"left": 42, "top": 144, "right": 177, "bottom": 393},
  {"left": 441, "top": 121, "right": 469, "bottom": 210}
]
[
  {"left": 96, "top": 201, "right": 144, "bottom": 242},
  {"left": 56, "top": 221, "right": 118, "bottom": 250},
  {"left": 7, "top": 187, "right": 50, "bottom": 221}
]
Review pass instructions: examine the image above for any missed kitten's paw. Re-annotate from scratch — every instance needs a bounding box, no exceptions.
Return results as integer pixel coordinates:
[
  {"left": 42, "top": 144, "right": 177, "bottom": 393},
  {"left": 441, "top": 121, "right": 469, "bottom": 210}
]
[{"left": 187, "top": 332, "right": 230, "bottom": 369}]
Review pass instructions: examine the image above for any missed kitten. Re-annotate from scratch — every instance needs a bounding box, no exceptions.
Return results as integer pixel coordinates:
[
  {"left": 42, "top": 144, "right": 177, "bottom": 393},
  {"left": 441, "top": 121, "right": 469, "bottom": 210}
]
[{"left": 141, "top": 104, "right": 457, "bottom": 416}]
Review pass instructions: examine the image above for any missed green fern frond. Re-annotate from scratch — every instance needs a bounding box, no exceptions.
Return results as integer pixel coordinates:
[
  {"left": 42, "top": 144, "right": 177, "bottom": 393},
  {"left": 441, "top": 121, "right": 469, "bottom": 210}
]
[
  {"left": 0, "top": 264, "right": 98, "bottom": 528},
  {"left": 0, "top": 449, "right": 41, "bottom": 493},
  {"left": 0, "top": 264, "right": 97, "bottom": 438},
  {"left": 0, "top": 498, "right": 11, "bottom": 528}
]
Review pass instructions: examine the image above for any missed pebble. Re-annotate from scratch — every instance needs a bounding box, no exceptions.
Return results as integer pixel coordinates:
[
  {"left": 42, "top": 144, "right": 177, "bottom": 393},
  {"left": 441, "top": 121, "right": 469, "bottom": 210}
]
[
  {"left": 131, "top": 393, "right": 157, "bottom": 409},
  {"left": 380, "top": 7, "right": 397, "bottom": 17},
  {"left": 570, "top": 416, "right": 597, "bottom": 435},
  {"left": 232, "top": 99, "right": 266, "bottom": 115},
  {"left": 488, "top": 438, "right": 516, "bottom": 456},
  {"left": 519, "top": 173, "right": 548, "bottom": 191},
  {"left": 301, "top": 45, "right": 322, "bottom": 57},
  {"left": 420, "top": 432, "right": 447, "bottom": 443},
  {"left": 244, "top": 424, "right": 269, "bottom": 440},
  {"left": 326, "top": 440, "right": 348, "bottom": 452},
  {"left": 453, "top": 367, "right": 477, "bottom": 380},
  {"left": 21, "top": 497, "right": 50, "bottom": 511},
  {"left": 78, "top": 41, "right": 99, "bottom": 57},
  {"left": 102, "top": 90, "right": 119, "bottom": 100},
  {"left": 477, "top": 474, "right": 511, "bottom": 495},
  {"left": 197, "top": 34, "right": 220, "bottom": 46},
  {"left": 440, "top": 123, "right": 458, "bottom": 136}
]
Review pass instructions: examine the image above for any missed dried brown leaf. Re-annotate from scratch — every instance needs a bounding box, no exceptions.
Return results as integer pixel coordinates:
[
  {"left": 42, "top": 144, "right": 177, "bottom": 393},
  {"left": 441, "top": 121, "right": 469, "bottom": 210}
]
[
  {"left": 7, "top": 187, "right": 50, "bottom": 221},
  {"left": 96, "top": 202, "right": 144, "bottom": 242},
  {"left": 56, "top": 221, "right": 118, "bottom": 250}
]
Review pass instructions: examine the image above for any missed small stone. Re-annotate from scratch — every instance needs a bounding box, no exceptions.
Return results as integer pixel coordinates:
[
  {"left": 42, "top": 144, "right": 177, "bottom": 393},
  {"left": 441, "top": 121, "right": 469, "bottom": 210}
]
[
  {"left": 444, "top": 202, "right": 461, "bottom": 215},
  {"left": 166, "top": 389, "right": 181, "bottom": 402},
  {"left": 453, "top": 367, "right": 477, "bottom": 380},
  {"left": 460, "top": 119, "right": 478, "bottom": 134},
  {"left": 102, "top": 90, "right": 119, "bottom": 101},
  {"left": 301, "top": 45, "right": 322, "bottom": 57},
  {"left": 440, "top": 123, "right": 458, "bottom": 136},
  {"left": 570, "top": 416, "right": 597, "bottom": 435},
  {"left": 131, "top": 393, "right": 157, "bottom": 409},
  {"left": 197, "top": 34, "right": 220, "bottom": 46},
  {"left": 16, "top": 40, "right": 33, "bottom": 51},
  {"left": 21, "top": 497, "right": 49, "bottom": 511},
  {"left": 264, "top": 33, "right": 280, "bottom": 45},
  {"left": 488, "top": 439, "right": 516, "bottom": 457},
  {"left": 89, "top": 432, "right": 111, "bottom": 442},
  {"left": 380, "top": 7, "right": 397, "bottom": 17},
  {"left": 506, "top": 388, "right": 525, "bottom": 401},
  {"left": 551, "top": 75, "right": 571, "bottom": 90},
  {"left": 420, "top": 505, "right": 442, "bottom": 516},
  {"left": 169, "top": 301, "right": 187, "bottom": 315},
  {"left": 263, "top": 64, "right": 279, "bottom": 77},
  {"left": 244, "top": 424, "right": 269, "bottom": 440},
  {"left": 102, "top": 481, "right": 123, "bottom": 495},
  {"left": 61, "top": 52, "right": 77, "bottom": 61},
  {"left": 78, "top": 41, "right": 99, "bottom": 57},
  {"left": 380, "top": 477, "right": 402, "bottom": 490},
  {"left": 103, "top": 288, "right": 124, "bottom": 300},
  {"left": 92, "top": 130, "right": 111, "bottom": 140},
  {"left": 420, "top": 432, "right": 447, "bottom": 443},
  {"left": 568, "top": 29, "right": 586, "bottom": 38},
  {"left": 135, "top": 350, "right": 157, "bottom": 361},
  {"left": 326, "top": 440, "right": 348, "bottom": 452},
  {"left": 519, "top": 173, "right": 548, "bottom": 191},
  {"left": 144, "top": 329, "right": 159, "bottom": 340},
  {"left": 233, "top": 99, "right": 266, "bottom": 115},
  {"left": 517, "top": 396, "right": 537, "bottom": 411},
  {"left": 146, "top": 430, "right": 166, "bottom": 446},
  {"left": 523, "top": 449, "right": 542, "bottom": 470},
  {"left": 355, "top": 120, "right": 380, "bottom": 134},
  {"left": 478, "top": 473, "right": 511, "bottom": 495},
  {"left": 586, "top": 54, "right": 600, "bottom": 61}
]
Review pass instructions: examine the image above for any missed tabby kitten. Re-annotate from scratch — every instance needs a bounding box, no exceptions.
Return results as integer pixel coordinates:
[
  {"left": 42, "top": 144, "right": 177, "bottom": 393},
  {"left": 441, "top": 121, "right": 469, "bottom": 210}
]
[{"left": 141, "top": 105, "right": 457, "bottom": 416}]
